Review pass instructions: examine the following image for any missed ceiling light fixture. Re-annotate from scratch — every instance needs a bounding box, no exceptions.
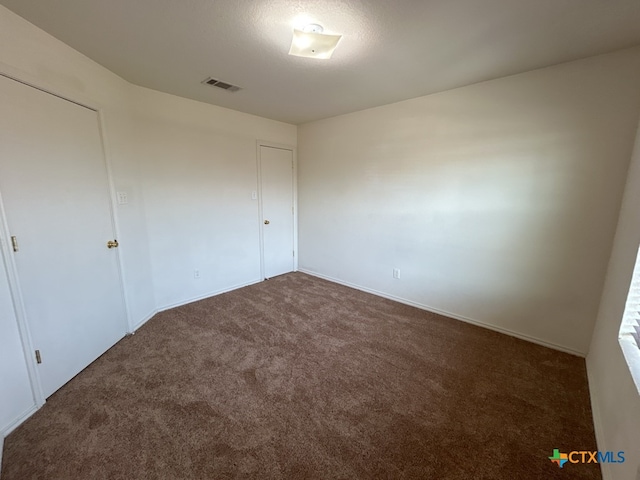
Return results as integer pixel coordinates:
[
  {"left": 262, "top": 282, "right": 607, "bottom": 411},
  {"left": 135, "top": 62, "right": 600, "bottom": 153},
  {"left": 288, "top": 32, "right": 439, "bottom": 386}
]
[{"left": 288, "top": 23, "right": 342, "bottom": 59}]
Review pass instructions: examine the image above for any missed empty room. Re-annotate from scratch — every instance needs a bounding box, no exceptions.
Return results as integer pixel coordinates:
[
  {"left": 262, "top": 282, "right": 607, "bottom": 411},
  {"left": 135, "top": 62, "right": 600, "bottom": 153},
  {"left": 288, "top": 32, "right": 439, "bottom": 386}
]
[{"left": 1, "top": 1, "right": 640, "bottom": 479}]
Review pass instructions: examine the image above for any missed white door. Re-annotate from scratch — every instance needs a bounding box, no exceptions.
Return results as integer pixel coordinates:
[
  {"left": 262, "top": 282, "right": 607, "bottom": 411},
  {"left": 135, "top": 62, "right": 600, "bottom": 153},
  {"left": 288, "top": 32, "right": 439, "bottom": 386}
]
[
  {"left": 0, "top": 75, "right": 127, "bottom": 398},
  {"left": 260, "top": 145, "right": 294, "bottom": 279}
]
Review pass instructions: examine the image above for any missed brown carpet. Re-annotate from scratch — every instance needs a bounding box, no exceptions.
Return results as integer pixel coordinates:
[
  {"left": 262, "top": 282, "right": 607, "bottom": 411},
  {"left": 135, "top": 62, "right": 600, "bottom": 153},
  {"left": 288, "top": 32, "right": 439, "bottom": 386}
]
[{"left": 2, "top": 272, "right": 600, "bottom": 479}]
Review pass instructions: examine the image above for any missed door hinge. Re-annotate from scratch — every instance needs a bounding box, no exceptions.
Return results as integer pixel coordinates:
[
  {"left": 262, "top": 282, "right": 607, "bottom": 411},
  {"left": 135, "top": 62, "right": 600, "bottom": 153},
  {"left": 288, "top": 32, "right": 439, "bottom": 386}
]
[
  {"left": 11, "top": 235, "right": 18, "bottom": 252},
  {"left": 35, "top": 349, "right": 42, "bottom": 364},
  {"left": 293, "top": 250, "right": 295, "bottom": 257}
]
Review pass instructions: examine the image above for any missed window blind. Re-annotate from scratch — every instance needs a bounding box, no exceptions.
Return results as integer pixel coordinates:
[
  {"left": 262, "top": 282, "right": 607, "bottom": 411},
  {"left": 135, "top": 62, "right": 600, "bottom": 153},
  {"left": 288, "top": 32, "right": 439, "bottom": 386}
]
[
  {"left": 633, "top": 321, "right": 640, "bottom": 348},
  {"left": 621, "top": 255, "right": 640, "bottom": 349},
  {"left": 619, "top": 246, "right": 640, "bottom": 394}
]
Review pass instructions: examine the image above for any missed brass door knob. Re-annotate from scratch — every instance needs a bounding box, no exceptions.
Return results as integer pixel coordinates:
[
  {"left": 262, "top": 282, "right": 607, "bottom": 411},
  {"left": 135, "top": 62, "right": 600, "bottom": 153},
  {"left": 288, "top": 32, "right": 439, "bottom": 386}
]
[
  {"left": 107, "top": 240, "right": 119, "bottom": 249},
  {"left": 264, "top": 220, "right": 270, "bottom": 224}
]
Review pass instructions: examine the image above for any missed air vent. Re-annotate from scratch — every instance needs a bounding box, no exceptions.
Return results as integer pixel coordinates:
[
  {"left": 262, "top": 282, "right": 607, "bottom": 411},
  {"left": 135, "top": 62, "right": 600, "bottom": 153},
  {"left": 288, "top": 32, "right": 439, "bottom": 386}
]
[{"left": 202, "top": 77, "right": 241, "bottom": 92}]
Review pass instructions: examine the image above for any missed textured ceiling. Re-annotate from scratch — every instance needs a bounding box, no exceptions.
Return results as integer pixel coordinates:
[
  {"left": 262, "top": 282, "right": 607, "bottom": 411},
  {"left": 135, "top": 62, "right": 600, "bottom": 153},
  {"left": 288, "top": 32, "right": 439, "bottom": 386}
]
[{"left": 2, "top": 0, "right": 640, "bottom": 124}]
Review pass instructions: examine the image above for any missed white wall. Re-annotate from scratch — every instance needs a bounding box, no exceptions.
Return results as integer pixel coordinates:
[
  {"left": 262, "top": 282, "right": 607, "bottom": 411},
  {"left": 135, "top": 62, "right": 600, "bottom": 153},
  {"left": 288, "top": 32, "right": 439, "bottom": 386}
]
[
  {"left": 298, "top": 48, "right": 640, "bottom": 355},
  {"left": 132, "top": 87, "right": 295, "bottom": 309},
  {"left": 102, "top": 102, "right": 157, "bottom": 325},
  {"left": 587, "top": 120, "right": 640, "bottom": 480}
]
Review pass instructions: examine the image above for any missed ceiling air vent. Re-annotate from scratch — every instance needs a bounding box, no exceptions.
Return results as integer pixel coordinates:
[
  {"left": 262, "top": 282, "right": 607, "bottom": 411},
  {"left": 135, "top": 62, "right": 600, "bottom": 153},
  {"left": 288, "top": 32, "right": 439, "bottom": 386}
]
[{"left": 202, "top": 77, "right": 241, "bottom": 92}]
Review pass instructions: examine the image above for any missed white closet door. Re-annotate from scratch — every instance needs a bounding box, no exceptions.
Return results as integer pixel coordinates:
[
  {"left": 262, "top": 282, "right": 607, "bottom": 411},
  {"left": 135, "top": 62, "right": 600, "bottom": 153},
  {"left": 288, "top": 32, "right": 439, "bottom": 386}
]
[
  {"left": 0, "top": 75, "right": 127, "bottom": 398},
  {"left": 260, "top": 146, "right": 294, "bottom": 279}
]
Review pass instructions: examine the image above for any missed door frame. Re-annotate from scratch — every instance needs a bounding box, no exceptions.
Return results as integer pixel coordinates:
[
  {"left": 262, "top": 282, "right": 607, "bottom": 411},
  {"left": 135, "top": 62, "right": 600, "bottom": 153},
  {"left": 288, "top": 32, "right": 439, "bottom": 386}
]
[
  {"left": 256, "top": 141, "right": 298, "bottom": 280},
  {"left": 0, "top": 63, "right": 131, "bottom": 410}
]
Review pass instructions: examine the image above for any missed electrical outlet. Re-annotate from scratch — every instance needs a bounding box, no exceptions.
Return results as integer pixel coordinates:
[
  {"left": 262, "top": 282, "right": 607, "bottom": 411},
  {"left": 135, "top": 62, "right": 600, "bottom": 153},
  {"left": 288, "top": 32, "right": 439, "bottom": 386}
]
[
  {"left": 116, "top": 191, "right": 128, "bottom": 205},
  {"left": 393, "top": 268, "right": 401, "bottom": 279},
  {"left": 194, "top": 269, "right": 201, "bottom": 279}
]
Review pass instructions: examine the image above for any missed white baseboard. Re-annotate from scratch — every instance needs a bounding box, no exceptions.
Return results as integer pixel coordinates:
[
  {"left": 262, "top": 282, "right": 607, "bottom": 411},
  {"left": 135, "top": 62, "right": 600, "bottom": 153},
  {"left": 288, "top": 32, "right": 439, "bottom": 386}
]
[
  {"left": 131, "top": 308, "right": 158, "bottom": 333},
  {"left": 586, "top": 363, "right": 609, "bottom": 480},
  {"left": 1, "top": 404, "right": 38, "bottom": 439},
  {"left": 131, "top": 279, "right": 265, "bottom": 332},
  {"left": 298, "top": 268, "right": 585, "bottom": 357},
  {"left": 158, "top": 278, "right": 263, "bottom": 313}
]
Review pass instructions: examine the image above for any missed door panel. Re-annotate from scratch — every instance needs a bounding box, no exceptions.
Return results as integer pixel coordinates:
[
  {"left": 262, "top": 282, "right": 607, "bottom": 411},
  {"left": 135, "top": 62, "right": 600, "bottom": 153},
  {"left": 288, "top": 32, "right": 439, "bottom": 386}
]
[
  {"left": 260, "top": 146, "right": 294, "bottom": 278},
  {"left": 0, "top": 75, "right": 127, "bottom": 398}
]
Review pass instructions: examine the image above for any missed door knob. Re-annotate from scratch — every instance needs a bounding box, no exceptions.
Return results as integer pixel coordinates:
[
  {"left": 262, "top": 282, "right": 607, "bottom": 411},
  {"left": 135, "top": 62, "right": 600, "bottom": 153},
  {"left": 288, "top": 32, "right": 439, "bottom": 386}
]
[
  {"left": 264, "top": 220, "right": 270, "bottom": 225},
  {"left": 107, "top": 239, "right": 119, "bottom": 249}
]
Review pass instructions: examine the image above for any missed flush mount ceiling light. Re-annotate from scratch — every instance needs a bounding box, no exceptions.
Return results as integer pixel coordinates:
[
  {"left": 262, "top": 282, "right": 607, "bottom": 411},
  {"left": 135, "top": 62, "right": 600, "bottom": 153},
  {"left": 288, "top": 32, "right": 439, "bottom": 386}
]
[{"left": 288, "top": 24, "right": 342, "bottom": 59}]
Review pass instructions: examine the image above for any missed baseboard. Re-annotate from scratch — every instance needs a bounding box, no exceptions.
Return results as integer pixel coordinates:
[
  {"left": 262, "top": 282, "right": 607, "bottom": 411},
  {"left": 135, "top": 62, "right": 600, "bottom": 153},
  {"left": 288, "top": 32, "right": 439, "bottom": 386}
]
[
  {"left": 133, "top": 279, "right": 265, "bottom": 331},
  {"left": 131, "top": 308, "right": 159, "bottom": 333},
  {"left": 586, "top": 362, "right": 610, "bottom": 480},
  {"left": 298, "top": 268, "right": 585, "bottom": 357},
  {"left": 0, "top": 404, "right": 39, "bottom": 477},
  {"left": 1, "top": 404, "right": 39, "bottom": 439},
  {"left": 157, "top": 278, "right": 263, "bottom": 313}
]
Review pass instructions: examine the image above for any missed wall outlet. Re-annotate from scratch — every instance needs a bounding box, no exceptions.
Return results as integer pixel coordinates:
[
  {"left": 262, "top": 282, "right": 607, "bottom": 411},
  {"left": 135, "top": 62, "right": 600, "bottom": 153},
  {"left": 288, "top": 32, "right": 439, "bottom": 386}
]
[
  {"left": 194, "top": 269, "right": 201, "bottom": 279},
  {"left": 393, "top": 268, "right": 401, "bottom": 279},
  {"left": 116, "top": 191, "right": 128, "bottom": 205}
]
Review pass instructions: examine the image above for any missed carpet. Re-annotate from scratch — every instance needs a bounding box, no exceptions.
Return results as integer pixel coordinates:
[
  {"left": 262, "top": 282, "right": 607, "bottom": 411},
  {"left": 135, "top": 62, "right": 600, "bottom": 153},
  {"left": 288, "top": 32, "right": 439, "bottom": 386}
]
[{"left": 1, "top": 272, "right": 600, "bottom": 479}]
